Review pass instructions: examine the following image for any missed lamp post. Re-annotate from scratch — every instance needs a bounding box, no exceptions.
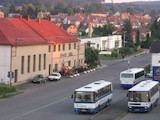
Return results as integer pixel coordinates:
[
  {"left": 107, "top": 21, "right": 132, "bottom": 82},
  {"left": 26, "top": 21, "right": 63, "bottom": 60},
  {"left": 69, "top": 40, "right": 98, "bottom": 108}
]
[
  {"left": 123, "top": 31, "right": 126, "bottom": 47},
  {"left": 128, "top": 60, "right": 130, "bottom": 69}
]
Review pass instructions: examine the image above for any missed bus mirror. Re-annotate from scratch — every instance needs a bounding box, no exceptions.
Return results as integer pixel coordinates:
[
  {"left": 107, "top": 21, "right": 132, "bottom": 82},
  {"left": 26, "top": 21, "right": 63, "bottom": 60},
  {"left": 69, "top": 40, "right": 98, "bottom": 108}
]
[{"left": 127, "top": 93, "right": 128, "bottom": 97}]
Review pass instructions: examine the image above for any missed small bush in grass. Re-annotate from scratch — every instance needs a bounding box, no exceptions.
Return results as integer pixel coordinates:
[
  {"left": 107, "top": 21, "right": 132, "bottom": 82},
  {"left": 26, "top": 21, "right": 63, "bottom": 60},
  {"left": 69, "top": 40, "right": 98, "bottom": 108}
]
[{"left": 0, "top": 84, "right": 16, "bottom": 98}]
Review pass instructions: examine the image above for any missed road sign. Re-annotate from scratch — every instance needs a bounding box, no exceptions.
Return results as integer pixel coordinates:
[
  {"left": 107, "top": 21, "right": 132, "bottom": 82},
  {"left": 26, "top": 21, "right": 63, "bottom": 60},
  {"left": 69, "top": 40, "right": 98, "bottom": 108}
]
[
  {"left": 7, "top": 71, "right": 14, "bottom": 78},
  {"left": 153, "top": 66, "right": 160, "bottom": 82}
]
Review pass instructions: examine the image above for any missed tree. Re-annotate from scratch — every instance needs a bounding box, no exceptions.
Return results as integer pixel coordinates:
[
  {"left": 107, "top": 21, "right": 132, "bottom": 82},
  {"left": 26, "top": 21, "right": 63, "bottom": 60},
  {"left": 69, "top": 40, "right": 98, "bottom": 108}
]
[
  {"left": 123, "top": 19, "right": 134, "bottom": 48},
  {"left": 102, "top": 24, "right": 115, "bottom": 36},
  {"left": 9, "top": 4, "right": 16, "bottom": 13},
  {"left": 67, "top": 7, "right": 74, "bottom": 16},
  {"left": 85, "top": 47, "right": 99, "bottom": 67},
  {"left": 135, "top": 29, "right": 140, "bottom": 47}
]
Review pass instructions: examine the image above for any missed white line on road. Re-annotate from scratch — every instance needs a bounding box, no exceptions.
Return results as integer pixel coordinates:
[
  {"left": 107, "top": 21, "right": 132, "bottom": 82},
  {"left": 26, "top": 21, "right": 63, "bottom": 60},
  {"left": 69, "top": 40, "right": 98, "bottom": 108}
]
[{"left": 10, "top": 97, "right": 68, "bottom": 120}]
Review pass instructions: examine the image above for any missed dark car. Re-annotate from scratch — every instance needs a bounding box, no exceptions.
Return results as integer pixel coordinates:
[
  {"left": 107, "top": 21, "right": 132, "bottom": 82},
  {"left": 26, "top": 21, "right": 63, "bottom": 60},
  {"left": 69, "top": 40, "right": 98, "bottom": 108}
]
[{"left": 32, "top": 74, "right": 48, "bottom": 84}]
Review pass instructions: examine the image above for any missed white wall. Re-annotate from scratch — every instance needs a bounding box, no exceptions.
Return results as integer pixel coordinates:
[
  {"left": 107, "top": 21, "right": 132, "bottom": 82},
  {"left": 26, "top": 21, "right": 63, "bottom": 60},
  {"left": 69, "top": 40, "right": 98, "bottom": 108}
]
[
  {"left": 81, "top": 37, "right": 101, "bottom": 50},
  {"left": 80, "top": 35, "right": 122, "bottom": 50},
  {"left": 152, "top": 53, "right": 160, "bottom": 66},
  {"left": 0, "top": 46, "right": 11, "bottom": 84}
]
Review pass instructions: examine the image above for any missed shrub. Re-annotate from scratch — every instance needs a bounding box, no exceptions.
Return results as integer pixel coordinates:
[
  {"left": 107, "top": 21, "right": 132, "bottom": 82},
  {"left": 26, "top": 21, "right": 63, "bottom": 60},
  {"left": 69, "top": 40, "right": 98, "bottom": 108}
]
[{"left": 0, "top": 84, "right": 16, "bottom": 98}]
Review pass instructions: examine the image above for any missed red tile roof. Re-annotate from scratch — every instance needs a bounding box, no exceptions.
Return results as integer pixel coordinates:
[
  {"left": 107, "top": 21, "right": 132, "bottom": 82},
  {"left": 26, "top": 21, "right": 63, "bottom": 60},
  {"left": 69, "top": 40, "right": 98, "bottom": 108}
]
[{"left": 0, "top": 17, "right": 79, "bottom": 46}]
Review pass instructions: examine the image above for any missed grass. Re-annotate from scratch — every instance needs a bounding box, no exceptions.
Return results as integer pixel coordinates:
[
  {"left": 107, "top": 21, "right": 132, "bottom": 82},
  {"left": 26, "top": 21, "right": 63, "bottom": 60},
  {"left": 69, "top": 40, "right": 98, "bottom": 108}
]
[{"left": 0, "top": 83, "right": 17, "bottom": 99}]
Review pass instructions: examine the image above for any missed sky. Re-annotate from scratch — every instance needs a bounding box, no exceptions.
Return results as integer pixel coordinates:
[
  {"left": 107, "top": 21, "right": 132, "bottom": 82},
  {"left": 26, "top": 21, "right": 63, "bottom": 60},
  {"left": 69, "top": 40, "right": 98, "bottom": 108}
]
[{"left": 105, "top": 0, "right": 160, "bottom": 3}]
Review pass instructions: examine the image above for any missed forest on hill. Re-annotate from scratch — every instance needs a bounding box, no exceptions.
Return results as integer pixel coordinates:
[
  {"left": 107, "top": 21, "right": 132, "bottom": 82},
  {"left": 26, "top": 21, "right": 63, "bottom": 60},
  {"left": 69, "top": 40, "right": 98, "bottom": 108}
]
[{"left": 1, "top": 0, "right": 160, "bottom": 19}]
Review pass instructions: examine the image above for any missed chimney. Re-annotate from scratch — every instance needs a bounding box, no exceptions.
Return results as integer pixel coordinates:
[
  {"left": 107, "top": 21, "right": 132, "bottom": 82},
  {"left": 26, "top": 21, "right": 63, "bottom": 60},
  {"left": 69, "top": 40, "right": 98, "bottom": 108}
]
[
  {"left": 37, "top": 17, "right": 41, "bottom": 24},
  {"left": 19, "top": 15, "right": 22, "bottom": 20},
  {"left": 27, "top": 15, "right": 30, "bottom": 21},
  {"left": 49, "top": 16, "right": 52, "bottom": 22},
  {"left": 88, "top": 23, "right": 92, "bottom": 38}
]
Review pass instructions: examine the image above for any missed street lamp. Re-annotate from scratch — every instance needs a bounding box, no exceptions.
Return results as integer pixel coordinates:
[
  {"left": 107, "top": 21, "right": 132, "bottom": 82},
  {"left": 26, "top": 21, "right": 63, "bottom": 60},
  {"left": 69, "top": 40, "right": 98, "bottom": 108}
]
[
  {"left": 123, "top": 31, "right": 127, "bottom": 47},
  {"left": 128, "top": 60, "right": 130, "bottom": 69}
]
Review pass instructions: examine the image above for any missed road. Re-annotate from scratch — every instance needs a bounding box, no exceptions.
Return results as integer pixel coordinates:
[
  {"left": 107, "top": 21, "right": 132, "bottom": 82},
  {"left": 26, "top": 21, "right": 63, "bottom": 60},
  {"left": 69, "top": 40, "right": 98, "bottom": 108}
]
[{"left": 0, "top": 53, "right": 156, "bottom": 120}]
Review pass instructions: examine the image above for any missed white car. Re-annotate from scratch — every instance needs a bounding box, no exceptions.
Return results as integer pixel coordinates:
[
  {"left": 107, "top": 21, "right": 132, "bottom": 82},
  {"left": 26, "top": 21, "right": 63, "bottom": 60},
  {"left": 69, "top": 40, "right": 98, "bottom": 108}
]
[{"left": 48, "top": 72, "right": 61, "bottom": 81}]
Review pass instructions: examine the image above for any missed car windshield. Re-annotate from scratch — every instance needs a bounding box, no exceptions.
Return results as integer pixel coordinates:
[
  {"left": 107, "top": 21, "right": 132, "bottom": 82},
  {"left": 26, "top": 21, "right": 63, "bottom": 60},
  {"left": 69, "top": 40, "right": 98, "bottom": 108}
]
[
  {"left": 35, "top": 75, "right": 42, "bottom": 78},
  {"left": 128, "top": 91, "right": 149, "bottom": 102},
  {"left": 121, "top": 73, "right": 133, "bottom": 78},
  {"left": 51, "top": 74, "right": 58, "bottom": 76},
  {"left": 75, "top": 91, "right": 94, "bottom": 102}
]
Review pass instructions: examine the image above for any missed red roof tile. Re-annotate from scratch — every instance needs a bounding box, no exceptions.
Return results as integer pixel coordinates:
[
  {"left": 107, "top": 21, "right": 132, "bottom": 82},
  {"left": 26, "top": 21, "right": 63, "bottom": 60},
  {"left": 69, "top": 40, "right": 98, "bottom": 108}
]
[{"left": 0, "top": 17, "right": 79, "bottom": 46}]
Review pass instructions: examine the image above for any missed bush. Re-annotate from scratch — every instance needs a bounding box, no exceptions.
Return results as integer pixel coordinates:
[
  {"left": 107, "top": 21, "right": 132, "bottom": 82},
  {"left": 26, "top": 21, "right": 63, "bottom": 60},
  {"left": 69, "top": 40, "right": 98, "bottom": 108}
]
[{"left": 0, "top": 84, "right": 16, "bottom": 98}]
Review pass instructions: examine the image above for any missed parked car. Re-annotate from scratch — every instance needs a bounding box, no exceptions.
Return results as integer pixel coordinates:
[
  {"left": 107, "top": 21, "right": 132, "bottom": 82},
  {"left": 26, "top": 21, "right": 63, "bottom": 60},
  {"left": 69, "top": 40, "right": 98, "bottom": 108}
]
[
  {"left": 146, "top": 71, "right": 153, "bottom": 78},
  {"left": 32, "top": 74, "right": 48, "bottom": 83},
  {"left": 48, "top": 72, "right": 61, "bottom": 81}
]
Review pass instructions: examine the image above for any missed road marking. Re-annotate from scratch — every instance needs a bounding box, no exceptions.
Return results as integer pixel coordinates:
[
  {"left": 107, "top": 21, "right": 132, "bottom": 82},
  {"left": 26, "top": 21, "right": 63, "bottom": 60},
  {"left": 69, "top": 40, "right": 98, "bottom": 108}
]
[{"left": 10, "top": 97, "right": 68, "bottom": 120}]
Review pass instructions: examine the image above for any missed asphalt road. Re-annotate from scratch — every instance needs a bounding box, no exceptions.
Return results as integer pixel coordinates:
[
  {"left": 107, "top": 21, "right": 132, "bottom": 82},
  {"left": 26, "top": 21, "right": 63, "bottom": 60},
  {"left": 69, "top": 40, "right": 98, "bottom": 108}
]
[{"left": 0, "top": 53, "right": 154, "bottom": 120}]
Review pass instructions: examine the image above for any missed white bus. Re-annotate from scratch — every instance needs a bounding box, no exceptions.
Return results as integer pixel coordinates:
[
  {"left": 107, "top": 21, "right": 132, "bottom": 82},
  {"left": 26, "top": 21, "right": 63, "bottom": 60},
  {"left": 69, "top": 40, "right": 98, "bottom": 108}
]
[
  {"left": 72, "top": 80, "right": 113, "bottom": 113},
  {"left": 128, "top": 80, "right": 159, "bottom": 112},
  {"left": 120, "top": 68, "right": 145, "bottom": 89}
]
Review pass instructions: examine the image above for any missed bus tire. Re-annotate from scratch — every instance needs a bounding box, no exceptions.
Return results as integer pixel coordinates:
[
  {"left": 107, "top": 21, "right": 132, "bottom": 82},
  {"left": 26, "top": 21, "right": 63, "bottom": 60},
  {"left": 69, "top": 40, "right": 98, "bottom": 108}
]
[
  {"left": 148, "top": 105, "right": 152, "bottom": 112},
  {"left": 155, "top": 99, "right": 159, "bottom": 106}
]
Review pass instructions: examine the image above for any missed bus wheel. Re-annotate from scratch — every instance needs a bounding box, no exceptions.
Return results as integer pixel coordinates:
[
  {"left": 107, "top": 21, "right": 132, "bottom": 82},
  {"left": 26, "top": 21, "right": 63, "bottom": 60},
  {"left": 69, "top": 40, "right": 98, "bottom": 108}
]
[
  {"left": 155, "top": 99, "right": 159, "bottom": 106},
  {"left": 148, "top": 105, "right": 152, "bottom": 112},
  {"left": 97, "top": 105, "right": 100, "bottom": 112}
]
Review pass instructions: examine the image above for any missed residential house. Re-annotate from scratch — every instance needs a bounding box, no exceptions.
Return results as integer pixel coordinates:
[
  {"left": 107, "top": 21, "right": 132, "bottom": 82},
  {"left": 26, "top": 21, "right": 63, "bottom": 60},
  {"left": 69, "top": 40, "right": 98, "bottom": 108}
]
[
  {"left": 121, "top": 13, "right": 130, "bottom": 19},
  {"left": 80, "top": 35, "right": 122, "bottom": 54},
  {"left": 8, "top": 13, "right": 20, "bottom": 18},
  {"left": 132, "top": 27, "right": 151, "bottom": 43},
  {"left": 37, "top": 11, "right": 51, "bottom": 19},
  {"left": 0, "top": 17, "right": 85, "bottom": 84},
  {"left": 61, "top": 24, "right": 78, "bottom": 36},
  {"left": 0, "top": 11, "right": 4, "bottom": 18}
]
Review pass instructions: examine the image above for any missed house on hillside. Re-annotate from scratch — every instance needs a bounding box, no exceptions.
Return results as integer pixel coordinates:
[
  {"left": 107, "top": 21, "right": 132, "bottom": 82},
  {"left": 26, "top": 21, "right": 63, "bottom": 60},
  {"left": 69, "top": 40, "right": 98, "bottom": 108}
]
[
  {"left": 61, "top": 24, "right": 78, "bottom": 36},
  {"left": 0, "top": 16, "right": 85, "bottom": 84}
]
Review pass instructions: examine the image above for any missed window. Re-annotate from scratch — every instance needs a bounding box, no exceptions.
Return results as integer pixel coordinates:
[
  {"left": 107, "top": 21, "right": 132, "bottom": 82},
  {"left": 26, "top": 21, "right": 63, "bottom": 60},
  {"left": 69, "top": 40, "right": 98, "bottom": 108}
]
[
  {"left": 58, "top": 45, "right": 61, "bottom": 51},
  {"left": 63, "top": 44, "right": 65, "bottom": 51},
  {"left": 97, "top": 44, "right": 99, "bottom": 48},
  {"left": 48, "top": 45, "right": 51, "bottom": 52},
  {"left": 33, "top": 55, "right": 36, "bottom": 72},
  {"left": 21, "top": 56, "right": 24, "bottom": 74},
  {"left": 69, "top": 43, "right": 71, "bottom": 50},
  {"left": 74, "top": 60, "right": 76, "bottom": 66},
  {"left": 74, "top": 43, "right": 76, "bottom": 49},
  {"left": 115, "top": 40, "right": 119, "bottom": 48},
  {"left": 39, "top": 54, "right": 41, "bottom": 71},
  {"left": 27, "top": 56, "right": 30, "bottom": 73},
  {"left": 135, "top": 71, "right": 144, "bottom": 79},
  {"left": 43, "top": 54, "right": 46, "bottom": 70},
  {"left": 53, "top": 45, "right": 56, "bottom": 52},
  {"left": 68, "top": 61, "right": 71, "bottom": 66}
]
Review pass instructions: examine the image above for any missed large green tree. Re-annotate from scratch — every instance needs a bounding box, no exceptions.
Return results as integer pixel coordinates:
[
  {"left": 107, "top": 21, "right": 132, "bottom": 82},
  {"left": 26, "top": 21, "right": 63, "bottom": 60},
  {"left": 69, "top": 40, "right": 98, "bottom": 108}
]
[
  {"left": 85, "top": 47, "right": 99, "bottom": 67},
  {"left": 135, "top": 29, "right": 140, "bottom": 47},
  {"left": 123, "top": 19, "right": 134, "bottom": 48}
]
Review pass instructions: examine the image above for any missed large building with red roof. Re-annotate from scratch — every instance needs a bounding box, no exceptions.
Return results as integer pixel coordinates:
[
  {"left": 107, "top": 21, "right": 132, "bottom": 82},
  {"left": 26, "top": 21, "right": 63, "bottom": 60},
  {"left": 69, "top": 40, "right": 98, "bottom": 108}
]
[{"left": 0, "top": 16, "right": 85, "bottom": 84}]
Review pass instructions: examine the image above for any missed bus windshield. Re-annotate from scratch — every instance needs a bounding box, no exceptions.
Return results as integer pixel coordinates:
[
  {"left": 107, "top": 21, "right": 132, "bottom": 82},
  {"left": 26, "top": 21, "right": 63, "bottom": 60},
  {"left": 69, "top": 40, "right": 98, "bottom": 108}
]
[
  {"left": 128, "top": 91, "right": 149, "bottom": 102},
  {"left": 75, "top": 92, "right": 94, "bottom": 102},
  {"left": 121, "top": 73, "right": 133, "bottom": 78}
]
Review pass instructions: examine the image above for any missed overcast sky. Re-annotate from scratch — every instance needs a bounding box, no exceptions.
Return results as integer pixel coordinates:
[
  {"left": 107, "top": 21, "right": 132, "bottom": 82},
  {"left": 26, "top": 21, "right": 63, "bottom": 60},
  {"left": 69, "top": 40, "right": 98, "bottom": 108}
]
[{"left": 105, "top": 0, "right": 160, "bottom": 3}]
